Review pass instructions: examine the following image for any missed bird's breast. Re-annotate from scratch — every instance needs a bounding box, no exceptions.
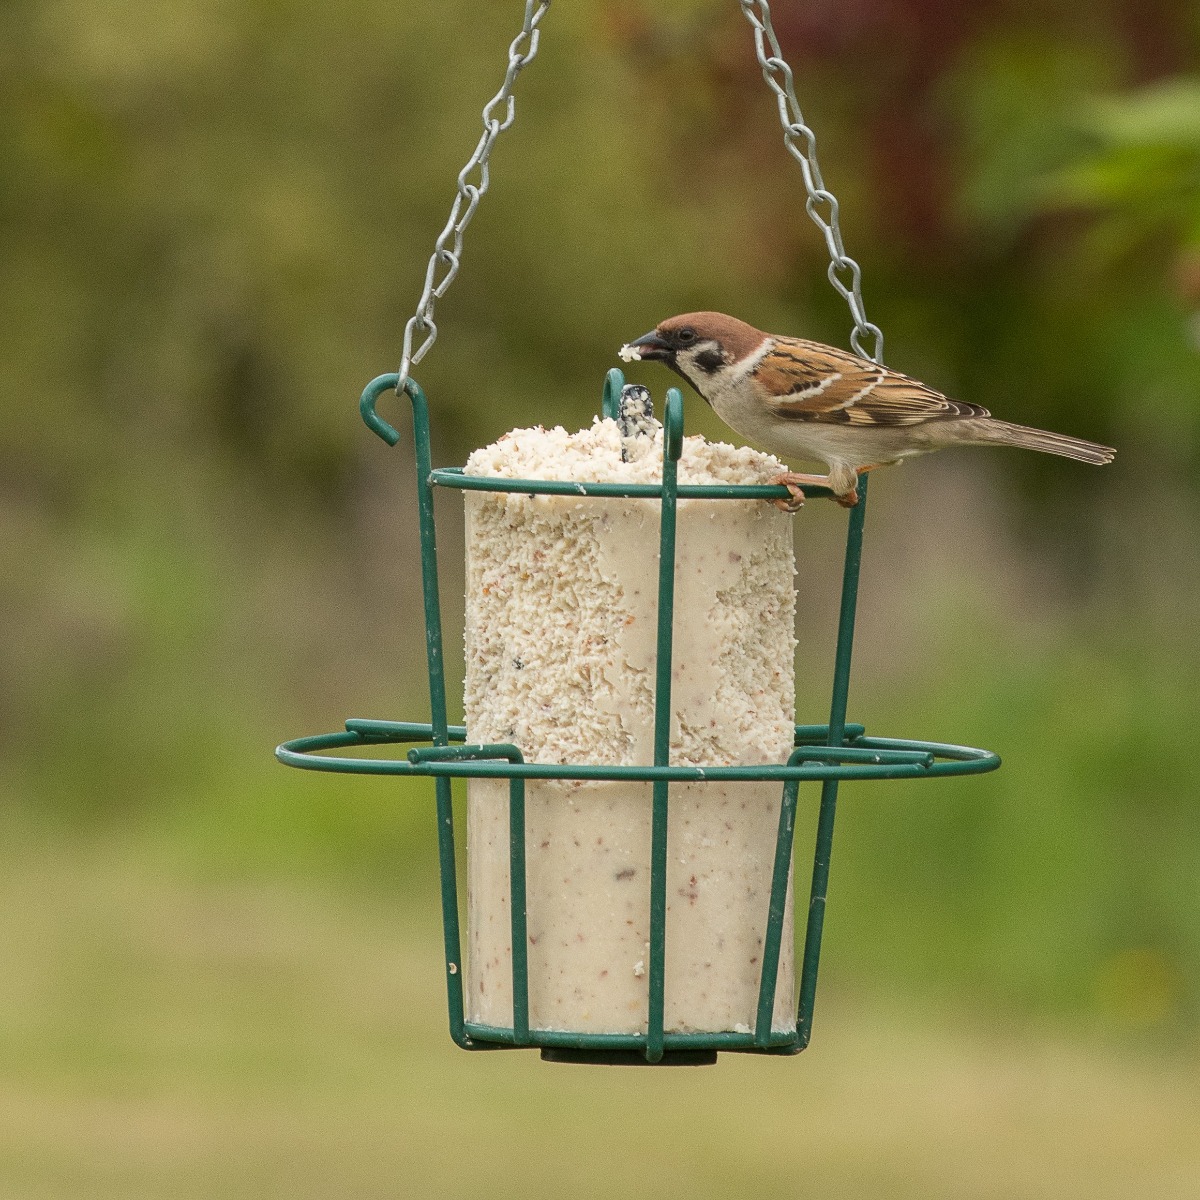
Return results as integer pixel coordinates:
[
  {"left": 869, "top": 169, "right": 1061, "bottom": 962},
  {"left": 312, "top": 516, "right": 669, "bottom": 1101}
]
[{"left": 705, "top": 378, "right": 772, "bottom": 437}]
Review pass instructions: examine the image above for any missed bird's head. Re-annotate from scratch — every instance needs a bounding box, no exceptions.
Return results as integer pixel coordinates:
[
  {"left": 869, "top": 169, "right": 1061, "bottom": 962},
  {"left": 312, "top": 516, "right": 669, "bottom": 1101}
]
[{"left": 619, "top": 312, "right": 767, "bottom": 388}]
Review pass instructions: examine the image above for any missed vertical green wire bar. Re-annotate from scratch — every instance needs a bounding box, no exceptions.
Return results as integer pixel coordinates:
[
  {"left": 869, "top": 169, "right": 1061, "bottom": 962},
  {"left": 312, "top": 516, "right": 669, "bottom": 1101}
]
[
  {"left": 797, "top": 472, "right": 870, "bottom": 1047},
  {"left": 409, "top": 377, "right": 471, "bottom": 1047},
  {"left": 359, "top": 373, "right": 472, "bottom": 1048},
  {"left": 507, "top": 772, "right": 530, "bottom": 1043},
  {"left": 646, "top": 387, "right": 684, "bottom": 1063},
  {"left": 753, "top": 751, "right": 803, "bottom": 1046}
]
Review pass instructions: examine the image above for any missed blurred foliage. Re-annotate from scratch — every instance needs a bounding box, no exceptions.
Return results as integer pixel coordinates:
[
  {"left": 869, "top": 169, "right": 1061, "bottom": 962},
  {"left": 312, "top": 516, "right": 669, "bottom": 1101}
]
[
  {"left": 1049, "top": 76, "right": 1200, "bottom": 251},
  {"left": 1, "top": 0, "right": 1199, "bottom": 1068}
]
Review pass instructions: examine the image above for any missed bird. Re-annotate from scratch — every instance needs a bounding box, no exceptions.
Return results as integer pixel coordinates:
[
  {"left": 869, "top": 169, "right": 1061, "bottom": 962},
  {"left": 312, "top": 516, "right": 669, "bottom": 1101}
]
[{"left": 618, "top": 311, "right": 1115, "bottom": 508}]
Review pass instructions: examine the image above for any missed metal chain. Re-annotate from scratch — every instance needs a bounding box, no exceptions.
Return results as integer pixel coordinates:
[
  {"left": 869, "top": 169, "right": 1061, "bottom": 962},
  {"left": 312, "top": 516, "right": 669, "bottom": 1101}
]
[
  {"left": 738, "top": 1, "right": 884, "bottom": 364},
  {"left": 396, "top": 1, "right": 551, "bottom": 393}
]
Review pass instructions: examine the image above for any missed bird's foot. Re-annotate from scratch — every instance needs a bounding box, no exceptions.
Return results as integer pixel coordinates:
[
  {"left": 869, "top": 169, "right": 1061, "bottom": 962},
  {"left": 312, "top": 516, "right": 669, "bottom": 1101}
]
[
  {"left": 827, "top": 463, "right": 891, "bottom": 508},
  {"left": 769, "top": 471, "right": 856, "bottom": 511}
]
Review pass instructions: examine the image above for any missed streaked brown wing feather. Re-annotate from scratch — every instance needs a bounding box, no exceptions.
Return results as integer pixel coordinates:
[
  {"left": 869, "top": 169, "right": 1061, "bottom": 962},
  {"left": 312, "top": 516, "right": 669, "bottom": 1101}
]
[{"left": 758, "top": 337, "right": 990, "bottom": 427}]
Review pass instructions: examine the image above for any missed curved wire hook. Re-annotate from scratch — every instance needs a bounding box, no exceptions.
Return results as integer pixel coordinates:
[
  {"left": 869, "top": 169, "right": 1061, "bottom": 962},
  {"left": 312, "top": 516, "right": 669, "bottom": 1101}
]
[
  {"left": 663, "top": 387, "right": 685, "bottom": 462},
  {"left": 601, "top": 367, "right": 625, "bottom": 420},
  {"left": 359, "top": 372, "right": 415, "bottom": 446}
]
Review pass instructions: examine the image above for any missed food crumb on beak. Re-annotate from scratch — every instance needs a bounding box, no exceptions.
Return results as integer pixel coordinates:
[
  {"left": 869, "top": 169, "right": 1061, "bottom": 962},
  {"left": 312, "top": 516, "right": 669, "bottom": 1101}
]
[{"left": 617, "top": 344, "right": 641, "bottom": 363}]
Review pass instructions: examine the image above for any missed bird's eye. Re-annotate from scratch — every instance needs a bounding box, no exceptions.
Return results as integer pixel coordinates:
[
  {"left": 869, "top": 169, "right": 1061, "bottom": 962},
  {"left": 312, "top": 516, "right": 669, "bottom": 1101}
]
[{"left": 676, "top": 328, "right": 696, "bottom": 344}]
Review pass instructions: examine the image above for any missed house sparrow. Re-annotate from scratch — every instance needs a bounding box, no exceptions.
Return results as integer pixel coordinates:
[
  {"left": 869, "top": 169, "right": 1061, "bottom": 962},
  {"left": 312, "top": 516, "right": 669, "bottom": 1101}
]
[{"left": 619, "top": 311, "right": 1115, "bottom": 508}]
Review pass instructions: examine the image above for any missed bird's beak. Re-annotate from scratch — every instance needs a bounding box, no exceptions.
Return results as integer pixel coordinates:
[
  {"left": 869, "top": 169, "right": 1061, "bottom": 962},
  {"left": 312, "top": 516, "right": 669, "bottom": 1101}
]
[{"left": 618, "top": 330, "right": 672, "bottom": 363}]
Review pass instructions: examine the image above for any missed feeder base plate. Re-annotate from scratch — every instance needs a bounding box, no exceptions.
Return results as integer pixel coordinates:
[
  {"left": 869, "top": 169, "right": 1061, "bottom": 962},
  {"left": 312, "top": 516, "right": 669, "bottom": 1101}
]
[{"left": 540, "top": 1047, "right": 719, "bottom": 1067}]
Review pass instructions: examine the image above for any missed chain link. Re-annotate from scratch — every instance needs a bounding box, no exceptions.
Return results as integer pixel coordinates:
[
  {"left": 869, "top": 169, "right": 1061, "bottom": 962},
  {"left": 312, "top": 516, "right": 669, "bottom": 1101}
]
[
  {"left": 737, "top": 1, "right": 884, "bottom": 364},
  {"left": 396, "top": 1, "right": 551, "bottom": 394},
  {"left": 395, "top": 0, "right": 878, "bottom": 385}
]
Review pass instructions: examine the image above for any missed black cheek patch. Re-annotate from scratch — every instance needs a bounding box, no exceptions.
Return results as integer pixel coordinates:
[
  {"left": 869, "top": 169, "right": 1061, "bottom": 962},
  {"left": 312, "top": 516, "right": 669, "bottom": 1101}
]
[{"left": 694, "top": 348, "right": 725, "bottom": 374}]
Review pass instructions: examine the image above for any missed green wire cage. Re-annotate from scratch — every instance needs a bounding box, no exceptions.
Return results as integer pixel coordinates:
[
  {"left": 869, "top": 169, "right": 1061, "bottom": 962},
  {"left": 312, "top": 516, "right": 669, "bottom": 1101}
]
[{"left": 275, "top": 368, "right": 1000, "bottom": 1066}]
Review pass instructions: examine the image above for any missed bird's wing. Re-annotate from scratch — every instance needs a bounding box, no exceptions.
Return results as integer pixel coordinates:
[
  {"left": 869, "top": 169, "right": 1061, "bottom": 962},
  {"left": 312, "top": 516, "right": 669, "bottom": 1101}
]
[{"left": 756, "top": 338, "right": 990, "bottom": 427}]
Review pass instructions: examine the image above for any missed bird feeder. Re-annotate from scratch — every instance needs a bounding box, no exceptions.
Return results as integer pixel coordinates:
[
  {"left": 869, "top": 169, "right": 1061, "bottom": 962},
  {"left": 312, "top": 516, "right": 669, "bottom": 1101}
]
[
  {"left": 274, "top": 2, "right": 1001, "bottom": 1065},
  {"left": 277, "top": 370, "right": 999, "bottom": 1065}
]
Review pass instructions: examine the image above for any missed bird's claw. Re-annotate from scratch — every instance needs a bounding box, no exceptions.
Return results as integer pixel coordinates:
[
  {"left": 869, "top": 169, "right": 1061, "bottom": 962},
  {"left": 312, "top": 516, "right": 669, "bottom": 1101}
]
[{"left": 772, "top": 483, "right": 806, "bottom": 513}]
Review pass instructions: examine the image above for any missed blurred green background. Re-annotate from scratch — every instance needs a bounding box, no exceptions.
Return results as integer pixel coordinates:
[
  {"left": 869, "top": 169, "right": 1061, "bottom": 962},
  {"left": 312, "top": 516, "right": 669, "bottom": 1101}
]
[{"left": 3, "top": 0, "right": 1200, "bottom": 1195}]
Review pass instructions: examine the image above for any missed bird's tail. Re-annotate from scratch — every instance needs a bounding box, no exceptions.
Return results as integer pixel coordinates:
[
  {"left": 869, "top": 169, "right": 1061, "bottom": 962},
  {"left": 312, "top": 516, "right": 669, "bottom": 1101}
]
[{"left": 979, "top": 420, "right": 1115, "bottom": 466}]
